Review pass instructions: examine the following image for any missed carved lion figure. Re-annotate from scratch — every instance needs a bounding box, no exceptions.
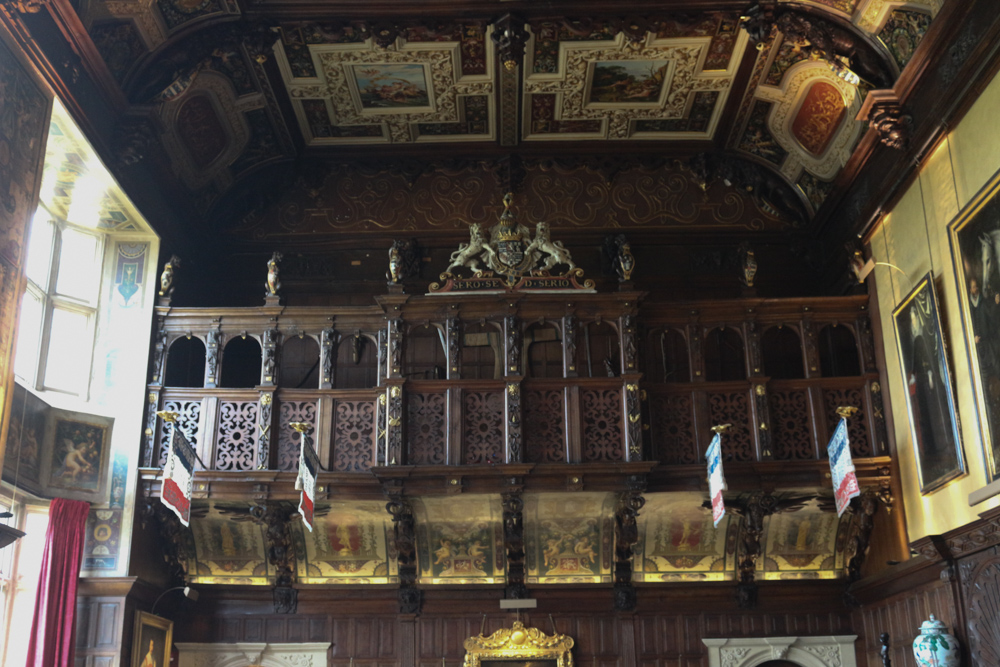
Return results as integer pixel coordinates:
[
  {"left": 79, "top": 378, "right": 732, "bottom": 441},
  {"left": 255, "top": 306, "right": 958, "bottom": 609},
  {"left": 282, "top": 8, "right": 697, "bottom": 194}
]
[
  {"left": 446, "top": 223, "right": 494, "bottom": 274},
  {"left": 529, "top": 222, "right": 576, "bottom": 273}
]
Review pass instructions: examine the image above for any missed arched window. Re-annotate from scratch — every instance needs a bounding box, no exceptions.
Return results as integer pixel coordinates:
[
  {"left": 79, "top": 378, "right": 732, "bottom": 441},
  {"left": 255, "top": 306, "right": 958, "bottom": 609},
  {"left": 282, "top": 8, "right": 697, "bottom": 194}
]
[
  {"left": 220, "top": 336, "right": 262, "bottom": 388},
  {"left": 461, "top": 321, "right": 500, "bottom": 379},
  {"left": 279, "top": 335, "right": 320, "bottom": 388},
  {"left": 819, "top": 324, "right": 861, "bottom": 377},
  {"left": 163, "top": 336, "right": 206, "bottom": 387},
  {"left": 334, "top": 335, "right": 378, "bottom": 389},
  {"left": 404, "top": 324, "right": 446, "bottom": 379},
  {"left": 525, "top": 322, "right": 562, "bottom": 378},
  {"left": 762, "top": 326, "right": 805, "bottom": 379},
  {"left": 646, "top": 328, "right": 690, "bottom": 383},
  {"left": 703, "top": 327, "right": 746, "bottom": 381},
  {"left": 576, "top": 321, "right": 620, "bottom": 378}
]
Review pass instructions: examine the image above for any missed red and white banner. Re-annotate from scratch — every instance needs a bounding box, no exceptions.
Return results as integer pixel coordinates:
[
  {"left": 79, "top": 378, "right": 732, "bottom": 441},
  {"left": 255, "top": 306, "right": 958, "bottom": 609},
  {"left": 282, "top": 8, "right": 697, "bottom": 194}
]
[
  {"left": 160, "top": 427, "right": 196, "bottom": 527},
  {"left": 706, "top": 433, "right": 727, "bottom": 527},
  {"left": 827, "top": 418, "right": 860, "bottom": 516},
  {"left": 295, "top": 430, "right": 320, "bottom": 532}
]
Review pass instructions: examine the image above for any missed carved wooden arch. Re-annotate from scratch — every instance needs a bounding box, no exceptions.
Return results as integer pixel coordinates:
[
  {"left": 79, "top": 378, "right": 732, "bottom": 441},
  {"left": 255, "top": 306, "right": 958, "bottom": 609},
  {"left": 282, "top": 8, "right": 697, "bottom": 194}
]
[{"left": 702, "top": 636, "right": 858, "bottom": 667}]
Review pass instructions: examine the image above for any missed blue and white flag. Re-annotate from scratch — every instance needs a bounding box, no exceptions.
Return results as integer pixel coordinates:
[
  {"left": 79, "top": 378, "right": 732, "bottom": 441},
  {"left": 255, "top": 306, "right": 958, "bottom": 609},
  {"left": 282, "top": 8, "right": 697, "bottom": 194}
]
[
  {"left": 706, "top": 433, "right": 727, "bottom": 527},
  {"left": 295, "top": 430, "right": 320, "bottom": 532},
  {"left": 828, "top": 418, "right": 860, "bottom": 516},
  {"left": 161, "top": 426, "right": 196, "bottom": 527}
]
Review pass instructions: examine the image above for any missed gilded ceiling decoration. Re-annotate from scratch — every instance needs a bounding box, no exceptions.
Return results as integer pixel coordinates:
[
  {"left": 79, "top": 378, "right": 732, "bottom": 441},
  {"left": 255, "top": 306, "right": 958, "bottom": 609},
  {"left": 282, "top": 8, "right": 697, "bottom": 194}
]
[
  {"left": 635, "top": 492, "right": 735, "bottom": 582},
  {"left": 293, "top": 500, "right": 396, "bottom": 584},
  {"left": 60, "top": 0, "right": 944, "bottom": 234},
  {"left": 759, "top": 497, "right": 850, "bottom": 580}
]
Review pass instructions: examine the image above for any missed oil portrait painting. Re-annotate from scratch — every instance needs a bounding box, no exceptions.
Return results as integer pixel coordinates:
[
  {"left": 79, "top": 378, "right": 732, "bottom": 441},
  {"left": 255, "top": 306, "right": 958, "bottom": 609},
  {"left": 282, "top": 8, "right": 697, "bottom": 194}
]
[{"left": 893, "top": 273, "right": 965, "bottom": 492}]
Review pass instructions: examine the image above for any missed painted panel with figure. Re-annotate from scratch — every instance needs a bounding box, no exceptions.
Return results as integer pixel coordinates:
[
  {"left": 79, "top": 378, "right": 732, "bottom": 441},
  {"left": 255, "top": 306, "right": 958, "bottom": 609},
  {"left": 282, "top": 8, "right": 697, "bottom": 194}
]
[
  {"left": 294, "top": 500, "right": 395, "bottom": 584},
  {"left": 760, "top": 499, "right": 849, "bottom": 580},
  {"left": 635, "top": 492, "right": 734, "bottom": 582},
  {"left": 187, "top": 503, "right": 269, "bottom": 584},
  {"left": 41, "top": 412, "right": 114, "bottom": 502},
  {"left": 949, "top": 172, "right": 1000, "bottom": 483},
  {"left": 893, "top": 273, "right": 966, "bottom": 492}
]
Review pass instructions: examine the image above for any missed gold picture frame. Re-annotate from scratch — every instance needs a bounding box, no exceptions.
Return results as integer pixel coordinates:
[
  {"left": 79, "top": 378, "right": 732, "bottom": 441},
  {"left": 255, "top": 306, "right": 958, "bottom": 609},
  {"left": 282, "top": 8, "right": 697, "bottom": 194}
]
[
  {"left": 463, "top": 622, "right": 574, "bottom": 667},
  {"left": 132, "top": 611, "right": 172, "bottom": 667}
]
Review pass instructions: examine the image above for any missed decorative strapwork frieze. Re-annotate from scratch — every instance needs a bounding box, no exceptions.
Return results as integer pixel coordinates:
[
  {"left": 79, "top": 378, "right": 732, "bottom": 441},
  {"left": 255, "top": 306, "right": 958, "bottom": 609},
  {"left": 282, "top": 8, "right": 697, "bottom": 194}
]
[
  {"left": 258, "top": 391, "right": 274, "bottom": 470},
  {"left": 624, "top": 383, "right": 642, "bottom": 462},
  {"left": 143, "top": 390, "right": 161, "bottom": 467},
  {"left": 388, "top": 318, "right": 403, "bottom": 379},
  {"left": 205, "top": 326, "right": 221, "bottom": 388},
  {"left": 386, "top": 384, "right": 404, "bottom": 465},
  {"left": 563, "top": 314, "right": 578, "bottom": 377},
  {"left": 620, "top": 314, "right": 637, "bottom": 374},
  {"left": 446, "top": 317, "right": 461, "bottom": 379},
  {"left": 506, "top": 381, "right": 523, "bottom": 463},
  {"left": 320, "top": 325, "right": 339, "bottom": 389},
  {"left": 505, "top": 314, "right": 521, "bottom": 376},
  {"left": 262, "top": 326, "right": 280, "bottom": 386},
  {"left": 753, "top": 382, "right": 773, "bottom": 460}
]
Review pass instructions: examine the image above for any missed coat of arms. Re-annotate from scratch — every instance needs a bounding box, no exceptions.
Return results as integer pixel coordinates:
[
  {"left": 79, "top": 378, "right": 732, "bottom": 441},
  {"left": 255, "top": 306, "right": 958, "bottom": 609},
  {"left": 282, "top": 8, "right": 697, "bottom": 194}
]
[{"left": 431, "top": 194, "right": 592, "bottom": 293}]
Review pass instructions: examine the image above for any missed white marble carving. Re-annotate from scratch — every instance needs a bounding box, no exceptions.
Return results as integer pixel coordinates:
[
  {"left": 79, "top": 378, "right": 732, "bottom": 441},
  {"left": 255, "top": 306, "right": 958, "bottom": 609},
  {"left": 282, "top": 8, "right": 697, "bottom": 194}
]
[
  {"left": 176, "top": 642, "right": 331, "bottom": 667},
  {"left": 703, "top": 635, "right": 857, "bottom": 667}
]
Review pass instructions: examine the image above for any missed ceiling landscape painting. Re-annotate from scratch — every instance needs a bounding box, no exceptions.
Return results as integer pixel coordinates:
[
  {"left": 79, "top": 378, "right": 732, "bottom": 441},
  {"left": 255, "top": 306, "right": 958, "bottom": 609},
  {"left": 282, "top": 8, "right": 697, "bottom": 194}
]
[{"left": 48, "top": 0, "right": 943, "bottom": 254}]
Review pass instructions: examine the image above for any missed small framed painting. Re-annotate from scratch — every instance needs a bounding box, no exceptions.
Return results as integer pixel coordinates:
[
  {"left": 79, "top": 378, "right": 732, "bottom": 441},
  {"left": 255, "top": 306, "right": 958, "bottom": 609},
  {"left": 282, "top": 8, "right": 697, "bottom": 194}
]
[
  {"left": 132, "top": 611, "right": 172, "bottom": 667},
  {"left": 40, "top": 410, "right": 114, "bottom": 502},
  {"left": 892, "top": 272, "right": 966, "bottom": 492}
]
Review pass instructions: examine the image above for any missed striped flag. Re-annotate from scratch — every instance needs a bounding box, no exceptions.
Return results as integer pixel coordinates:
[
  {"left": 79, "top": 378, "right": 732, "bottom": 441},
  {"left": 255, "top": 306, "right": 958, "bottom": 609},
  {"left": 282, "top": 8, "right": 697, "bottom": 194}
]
[
  {"left": 161, "top": 426, "right": 196, "bottom": 527},
  {"left": 828, "top": 418, "right": 860, "bottom": 516},
  {"left": 706, "top": 433, "right": 727, "bottom": 527},
  {"left": 295, "top": 428, "right": 320, "bottom": 532}
]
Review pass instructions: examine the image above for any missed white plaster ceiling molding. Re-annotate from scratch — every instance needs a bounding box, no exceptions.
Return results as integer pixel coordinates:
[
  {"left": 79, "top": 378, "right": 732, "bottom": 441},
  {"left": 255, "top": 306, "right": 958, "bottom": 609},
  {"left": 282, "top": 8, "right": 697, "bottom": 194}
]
[
  {"left": 82, "top": 0, "right": 168, "bottom": 50},
  {"left": 521, "top": 30, "right": 747, "bottom": 141},
  {"left": 158, "top": 70, "right": 254, "bottom": 190},
  {"left": 276, "top": 33, "right": 496, "bottom": 146},
  {"left": 176, "top": 642, "right": 331, "bottom": 667},
  {"left": 703, "top": 636, "right": 858, "bottom": 667},
  {"left": 753, "top": 60, "right": 863, "bottom": 181},
  {"left": 856, "top": 0, "right": 943, "bottom": 34}
]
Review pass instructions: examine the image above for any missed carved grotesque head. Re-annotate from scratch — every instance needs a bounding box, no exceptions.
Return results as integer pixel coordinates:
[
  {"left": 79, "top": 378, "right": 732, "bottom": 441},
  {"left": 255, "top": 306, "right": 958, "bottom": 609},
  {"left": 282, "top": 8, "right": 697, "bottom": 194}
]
[{"left": 535, "top": 221, "right": 549, "bottom": 239}]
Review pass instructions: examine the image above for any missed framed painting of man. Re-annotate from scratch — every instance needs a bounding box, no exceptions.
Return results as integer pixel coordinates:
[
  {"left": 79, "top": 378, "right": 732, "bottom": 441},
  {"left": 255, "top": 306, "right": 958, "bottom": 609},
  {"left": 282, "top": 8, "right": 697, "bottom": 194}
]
[
  {"left": 949, "top": 170, "right": 1000, "bottom": 483},
  {"left": 892, "top": 272, "right": 966, "bottom": 492},
  {"left": 131, "top": 612, "right": 172, "bottom": 667}
]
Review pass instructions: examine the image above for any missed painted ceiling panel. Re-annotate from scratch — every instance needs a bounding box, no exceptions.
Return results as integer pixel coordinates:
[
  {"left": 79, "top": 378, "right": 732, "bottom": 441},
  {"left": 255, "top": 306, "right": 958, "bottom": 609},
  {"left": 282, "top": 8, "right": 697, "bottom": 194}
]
[
  {"left": 523, "top": 492, "right": 615, "bottom": 584},
  {"left": 635, "top": 492, "right": 736, "bottom": 582},
  {"left": 186, "top": 502, "right": 270, "bottom": 585},
  {"left": 294, "top": 500, "right": 396, "bottom": 584},
  {"left": 412, "top": 495, "right": 505, "bottom": 585},
  {"left": 759, "top": 497, "right": 850, "bottom": 580}
]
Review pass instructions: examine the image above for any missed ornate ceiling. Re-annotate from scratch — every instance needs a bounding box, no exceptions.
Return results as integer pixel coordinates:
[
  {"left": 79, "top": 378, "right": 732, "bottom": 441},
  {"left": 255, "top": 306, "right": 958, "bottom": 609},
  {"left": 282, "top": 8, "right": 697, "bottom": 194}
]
[{"left": 19, "top": 0, "right": 949, "bottom": 248}]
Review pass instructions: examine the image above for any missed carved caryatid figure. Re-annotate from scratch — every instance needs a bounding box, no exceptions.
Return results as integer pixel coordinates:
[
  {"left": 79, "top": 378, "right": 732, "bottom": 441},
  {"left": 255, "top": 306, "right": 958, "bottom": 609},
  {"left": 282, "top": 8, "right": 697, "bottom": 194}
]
[{"left": 266, "top": 252, "right": 283, "bottom": 297}]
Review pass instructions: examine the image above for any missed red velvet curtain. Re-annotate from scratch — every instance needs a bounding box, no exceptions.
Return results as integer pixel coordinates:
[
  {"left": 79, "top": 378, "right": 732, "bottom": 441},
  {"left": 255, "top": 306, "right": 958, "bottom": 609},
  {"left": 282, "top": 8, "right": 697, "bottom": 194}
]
[{"left": 25, "top": 498, "right": 90, "bottom": 667}]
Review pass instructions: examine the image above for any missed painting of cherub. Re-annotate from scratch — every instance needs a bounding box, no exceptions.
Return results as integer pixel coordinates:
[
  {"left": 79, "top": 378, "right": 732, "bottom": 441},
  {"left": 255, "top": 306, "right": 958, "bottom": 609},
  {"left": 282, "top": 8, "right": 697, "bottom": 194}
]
[{"left": 46, "top": 417, "right": 111, "bottom": 495}]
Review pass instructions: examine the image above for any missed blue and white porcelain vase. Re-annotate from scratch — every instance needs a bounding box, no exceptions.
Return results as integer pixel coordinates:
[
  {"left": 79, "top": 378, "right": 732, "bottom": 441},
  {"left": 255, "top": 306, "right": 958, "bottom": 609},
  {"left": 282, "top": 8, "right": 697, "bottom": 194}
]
[{"left": 912, "top": 615, "right": 960, "bottom": 667}]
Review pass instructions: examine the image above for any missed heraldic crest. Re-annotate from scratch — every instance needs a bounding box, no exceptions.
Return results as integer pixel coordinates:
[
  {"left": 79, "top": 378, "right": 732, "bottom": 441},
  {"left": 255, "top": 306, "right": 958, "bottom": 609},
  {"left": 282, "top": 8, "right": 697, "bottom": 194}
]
[{"left": 430, "top": 193, "right": 593, "bottom": 293}]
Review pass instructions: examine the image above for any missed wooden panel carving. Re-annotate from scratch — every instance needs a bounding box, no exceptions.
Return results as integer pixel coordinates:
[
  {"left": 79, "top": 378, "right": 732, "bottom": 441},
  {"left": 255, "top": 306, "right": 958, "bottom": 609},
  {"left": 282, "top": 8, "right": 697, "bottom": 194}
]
[
  {"left": 406, "top": 392, "right": 447, "bottom": 465},
  {"left": 823, "top": 387, "right": 870, "bottom": 456},
  {"left": 707, "top": 391, "right": 753, "bottom": 461},
  {"left": 157, "top": 399, "right": 201, "bottom": 466},
  {"left": 333, "top": 400, "right": 376, "bottom": 472},
  {"left": 462, "top": 390, "right": 504, "bottom": 464},
  {"left": 581, "top": 388, "right": 624, "bottom": 462},
  {"left": 214, "top": 401, "right": 260, "bottom": 471},
  {"left": 649, "top": 391, "right": 696, "bottom": 464},
  {"left": 963, "top": 550, "right": 1000, "bottom": 664},
  {"left": 524, "top": 389, "right": 566, "bottom": 463},
  {"left": 769, "top": 389, "right": 813, "bottom": 460},
  {"left": 277, "top": 400, "right": 318, "bottom": 470}
]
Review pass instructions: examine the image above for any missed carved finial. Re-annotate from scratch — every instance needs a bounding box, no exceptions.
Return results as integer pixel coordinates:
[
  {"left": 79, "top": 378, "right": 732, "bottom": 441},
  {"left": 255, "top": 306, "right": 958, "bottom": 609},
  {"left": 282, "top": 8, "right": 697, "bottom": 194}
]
[
  {"left": 159, "top": 255, "right": 180, "bottom": 297},
  {"left": 156, "top": 411, "right": 180, "bottom": 423},
  {"left": 711, "top": 423, "right": 732, "bottom": 434},
  {"left": 837, "top": 406, "right": 860, "bottom": 419},
  {"left": 289, "top": 422, "right": 312, "bottom": 433}
]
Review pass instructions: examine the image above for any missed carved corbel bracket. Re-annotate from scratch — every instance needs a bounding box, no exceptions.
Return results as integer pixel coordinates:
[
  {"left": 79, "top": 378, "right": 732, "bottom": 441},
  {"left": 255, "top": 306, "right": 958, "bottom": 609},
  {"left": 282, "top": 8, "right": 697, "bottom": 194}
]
[
  {"left": 501, "top": 489, "right": 527, "bottom": 599},
  {"left": 857, "top": 90, "right": 912, "bottom": 150},
  {"left": 613, "top": 477, "right": 646, "bottom": 611},
  {"left": 491, "top": 14, "right": 529, "bottom": 71},
  {"left": 385, "top": 495, "right": 421, "bottom": 614},
  {"left": 250, "top": 501, "right": 298, "bottom": 612}
]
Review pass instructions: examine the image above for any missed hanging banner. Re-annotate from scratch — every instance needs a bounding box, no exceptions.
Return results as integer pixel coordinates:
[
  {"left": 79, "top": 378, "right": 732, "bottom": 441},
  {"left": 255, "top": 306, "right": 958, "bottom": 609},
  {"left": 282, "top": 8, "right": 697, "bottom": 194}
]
[
  {"left": 706, "top": 432, "right": 727, "bottom": 527},
  {"left": 828, "top": 418, "right": 861, "bottom": 516},
  {"left": 160, "top": 426, "right": 195, "bottom": 527},
  {"left": 295, "top": 429, "right": 319, "bottom": 532}
]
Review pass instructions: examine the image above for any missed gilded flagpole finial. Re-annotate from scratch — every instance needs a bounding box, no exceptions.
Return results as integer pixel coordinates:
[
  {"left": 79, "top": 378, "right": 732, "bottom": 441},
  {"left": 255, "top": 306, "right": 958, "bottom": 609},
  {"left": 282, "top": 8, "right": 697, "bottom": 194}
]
[
  {"left": 836, "top": 406, "right": 859, "bottom": 419},
  {"left": 290, "top": 422, "right": 312, "bottom": 433},
  {"left": 156, "top": 411, "right": 179, "bottom": 423},
  {"left": 710, "top": 423, "right": 732, "bottom": 434}
]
